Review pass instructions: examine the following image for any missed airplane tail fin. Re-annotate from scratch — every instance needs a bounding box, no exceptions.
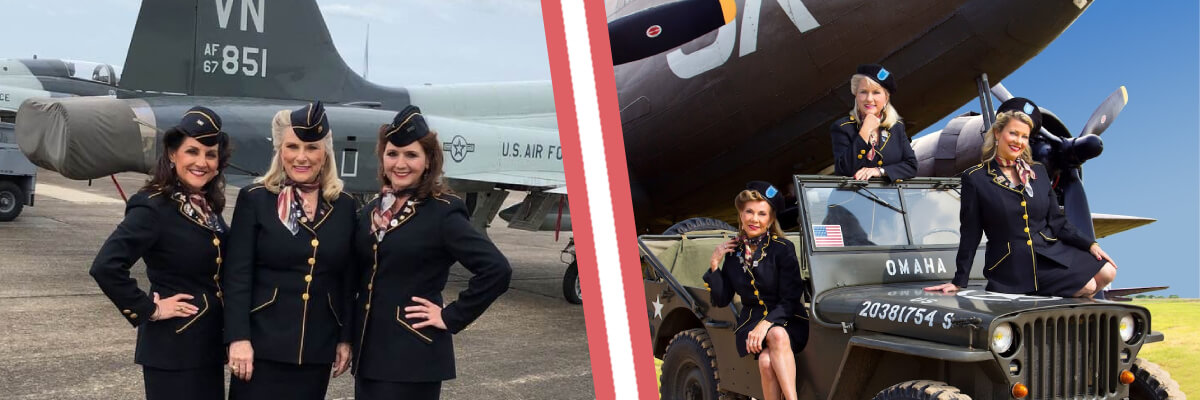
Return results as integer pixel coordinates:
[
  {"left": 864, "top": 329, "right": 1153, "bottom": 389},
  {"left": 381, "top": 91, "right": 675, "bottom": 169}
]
[{"left": 121, "top": 0, "right": 390, "bottom": 103}]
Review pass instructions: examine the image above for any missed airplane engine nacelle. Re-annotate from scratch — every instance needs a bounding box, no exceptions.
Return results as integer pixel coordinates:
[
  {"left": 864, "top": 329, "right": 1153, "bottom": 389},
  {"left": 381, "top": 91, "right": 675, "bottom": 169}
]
[
  {"left": 912, "top": 112, "right": 987, "bottom": 177},
  {"left": 15, "top": 96, "right": 157, "bottom": 180}
]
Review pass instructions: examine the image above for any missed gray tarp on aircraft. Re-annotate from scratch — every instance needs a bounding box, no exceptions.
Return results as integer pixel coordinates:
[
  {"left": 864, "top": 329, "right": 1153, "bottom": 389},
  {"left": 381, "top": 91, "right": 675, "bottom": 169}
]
[{"left": 15, "top": 97, "right": 156, "bottom": 179}]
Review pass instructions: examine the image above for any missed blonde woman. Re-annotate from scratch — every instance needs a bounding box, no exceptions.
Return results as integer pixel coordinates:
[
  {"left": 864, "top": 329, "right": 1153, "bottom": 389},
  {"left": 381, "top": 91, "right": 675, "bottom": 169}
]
[
  {"left": 829, "top": 64, "right": 917, "bottom": 181},
  {"left": 704, "top": 181, "right": 807, "bottom": 400},
  {"left": 924, "top": 97, "right": 1117, "bottom": 297},
  {"left": 223, "top": 102, "right": 358, "bottom": 399}
]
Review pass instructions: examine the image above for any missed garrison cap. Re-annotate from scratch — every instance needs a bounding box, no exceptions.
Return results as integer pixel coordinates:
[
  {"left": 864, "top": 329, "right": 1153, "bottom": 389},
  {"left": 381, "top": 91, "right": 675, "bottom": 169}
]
[
  {"left": 177, "top": 106, "right": 223, "bottom": 146},
  {"left": 289, "top": 101, "right": 331, "bottom": 142},
  {"left": 996, "top": 97, "right": 1042, "bottom": 134},
  {"left": 856, "top": 64, "right": 897, "bottom": 94},
  {"left": 385, "top": 105, "right": 429, "bottom": 147},
  {"left": 745, "top": 181, "right": 784, "bottom": 213}
]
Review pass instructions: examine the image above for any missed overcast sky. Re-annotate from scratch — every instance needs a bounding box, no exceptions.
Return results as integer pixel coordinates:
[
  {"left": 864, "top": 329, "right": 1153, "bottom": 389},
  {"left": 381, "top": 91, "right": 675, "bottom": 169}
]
[{"left": 0, "top": 0, "right": 551, "bottom": 86}]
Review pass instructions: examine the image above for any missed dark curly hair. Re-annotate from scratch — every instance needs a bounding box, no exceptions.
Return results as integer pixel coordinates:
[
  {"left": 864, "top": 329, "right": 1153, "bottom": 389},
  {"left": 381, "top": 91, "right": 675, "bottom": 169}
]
[{"left": 142, "top": 127, "right": 233, "bottom": 212}]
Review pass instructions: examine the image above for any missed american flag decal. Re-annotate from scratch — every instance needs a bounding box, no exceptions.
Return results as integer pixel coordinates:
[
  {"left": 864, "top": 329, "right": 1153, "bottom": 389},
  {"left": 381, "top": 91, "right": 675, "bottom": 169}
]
[{"left": 813, "top": 225, "right": 844, "bottom": 247}]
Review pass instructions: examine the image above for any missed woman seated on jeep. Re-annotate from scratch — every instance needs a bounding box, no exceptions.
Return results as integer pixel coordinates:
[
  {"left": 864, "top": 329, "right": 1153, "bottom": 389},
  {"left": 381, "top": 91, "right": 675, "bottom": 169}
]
[
  {"left": 924, "top": 98, "right": 1117, "bottom": 298},
  {"left": 704, "top": 181, "right": 808, "bottom": 400}
]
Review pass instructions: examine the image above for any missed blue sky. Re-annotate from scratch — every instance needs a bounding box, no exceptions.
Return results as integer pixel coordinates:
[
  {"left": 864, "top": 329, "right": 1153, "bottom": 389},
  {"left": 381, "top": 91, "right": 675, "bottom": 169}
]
[
  {"left": 914, "top": 1, "right": 1200, "bottom": 296},
  {"left": 0, "top": 0, "right": 550, "bottom": 86}
]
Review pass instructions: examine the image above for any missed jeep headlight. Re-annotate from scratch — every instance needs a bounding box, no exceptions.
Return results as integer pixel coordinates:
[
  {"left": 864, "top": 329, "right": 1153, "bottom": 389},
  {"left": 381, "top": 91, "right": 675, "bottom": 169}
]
[
  {"left": 1119, "top": 315, "right": 1136, "bottom": 343},
  {"left": 992, "top": 323, "right": 1015, "bottom": 354}
]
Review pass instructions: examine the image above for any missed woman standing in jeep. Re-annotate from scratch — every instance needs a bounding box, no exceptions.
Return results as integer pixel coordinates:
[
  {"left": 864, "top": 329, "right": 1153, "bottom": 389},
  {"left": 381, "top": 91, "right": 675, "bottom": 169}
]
[{"left": 704, "top": 181, "right": 808, "bottom": 400}]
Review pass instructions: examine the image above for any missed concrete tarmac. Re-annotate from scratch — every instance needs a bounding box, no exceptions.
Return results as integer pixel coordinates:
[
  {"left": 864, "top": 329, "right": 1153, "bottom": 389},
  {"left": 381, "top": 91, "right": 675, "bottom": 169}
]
[{"left": 0, "top": 170, "right": 594, "bottom": 399}]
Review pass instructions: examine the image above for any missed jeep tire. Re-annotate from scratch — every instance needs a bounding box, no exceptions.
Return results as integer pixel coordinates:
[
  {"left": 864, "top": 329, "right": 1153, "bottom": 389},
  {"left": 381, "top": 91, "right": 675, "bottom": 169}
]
[
  {"left": 0, "top": 181, "right": 24, "bottom": 222},
  {"left": 1130, "top": 358, "right": 1185, "bottom": 400},
  {"left": 872, "top": 380, "right": 971, "bottom": 400},
  {"left": 661, "top": 328, "right": 720, "bottom": 400},
  {"left": 562, "top": 262, "right": 582, "bottom": 304},
  {"left": 662, "top": 217, "right": 736, "bottom": 235}
]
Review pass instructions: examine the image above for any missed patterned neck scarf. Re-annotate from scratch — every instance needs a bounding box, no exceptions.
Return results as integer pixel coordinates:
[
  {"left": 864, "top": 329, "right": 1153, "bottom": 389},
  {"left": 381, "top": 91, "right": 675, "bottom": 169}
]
[
  {"left": 173, "top": 190, "right": 222, "bottom": 232},
  {"left": 370, "top": 186, "right": 417, "bottom": 242},
  {"left": 738, "top": 233, "right": 769, "bottom": 271},
  {"left": 277, "top": 178, "right": 321, "bottom": 235},
  {"left": 996, "top": 157, "right": 1036, "bottom": 197}
]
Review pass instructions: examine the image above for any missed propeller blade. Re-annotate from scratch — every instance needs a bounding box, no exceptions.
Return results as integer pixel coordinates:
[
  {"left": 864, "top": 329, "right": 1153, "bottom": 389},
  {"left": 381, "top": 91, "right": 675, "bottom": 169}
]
[
  {"left": 608, "top": 0, "right": 737, "bottom": 65},
  {"left": 1080, "top": 86, "right": 1128, "bottom": 137},
  {"left": 990, "top": 83, "right": 1014, "bottom": 102},
  {"left": 1058, "top": 168, "right": 1097, "bottom": 242}
]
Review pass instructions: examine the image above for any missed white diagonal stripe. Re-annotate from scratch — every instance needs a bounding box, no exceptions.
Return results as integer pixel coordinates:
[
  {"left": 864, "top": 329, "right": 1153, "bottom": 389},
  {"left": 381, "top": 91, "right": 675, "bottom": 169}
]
[{"left": 560, "top": 0, "right": 637, "bottom": 398}]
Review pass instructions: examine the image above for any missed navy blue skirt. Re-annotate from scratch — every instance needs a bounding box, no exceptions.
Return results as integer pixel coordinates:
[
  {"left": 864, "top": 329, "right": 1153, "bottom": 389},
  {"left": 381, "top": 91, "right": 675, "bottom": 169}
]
[{"left": 229, "top": 359, "right": 331, "bottom": 400}]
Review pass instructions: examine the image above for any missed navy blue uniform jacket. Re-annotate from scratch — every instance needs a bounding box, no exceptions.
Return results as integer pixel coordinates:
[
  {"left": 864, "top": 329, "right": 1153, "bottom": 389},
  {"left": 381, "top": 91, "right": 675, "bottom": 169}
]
[
  {"left": 91, "top": 190, "right": 228, "bottom": 370},
  {"left": 351, "top": 194, "right": 512, "bottom": 382},
  {"left": 953, "top": 161, "right": 1095, "bottom": 294},
  {"left": 830, "top": 114, "right": 917, "bottom": 181},
  {"left": 222, "top": 185, "right": 357, "bottom": 365},
  {"left": 702, "top": 235, "right": 808, "bottom": 357}
]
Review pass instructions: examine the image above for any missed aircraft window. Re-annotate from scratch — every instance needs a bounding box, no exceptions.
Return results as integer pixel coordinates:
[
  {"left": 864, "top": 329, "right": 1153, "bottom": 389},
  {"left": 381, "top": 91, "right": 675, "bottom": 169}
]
[
  {"left": 340, "top": 149, "right": 358, "bottom": 177},
  {"left": 803, "top": 187, "right": 909, "bottom": 247},
  {"left": 62, "top": 60, "right": 119, "bottom": 86},
  {"left": 902, "top": 188, "right": 962, "bottom": 245}
]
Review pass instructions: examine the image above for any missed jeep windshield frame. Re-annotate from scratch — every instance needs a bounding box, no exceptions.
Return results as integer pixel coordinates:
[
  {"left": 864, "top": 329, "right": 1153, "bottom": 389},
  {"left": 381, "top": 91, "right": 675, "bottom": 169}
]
[{"left": 794, "top": 175, "right": 964, "bottom": 252}]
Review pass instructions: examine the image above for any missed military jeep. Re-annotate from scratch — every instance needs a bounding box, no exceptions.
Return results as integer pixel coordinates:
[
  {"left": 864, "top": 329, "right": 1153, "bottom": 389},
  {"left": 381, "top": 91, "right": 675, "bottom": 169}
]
[{"left": 640, "top": 175, "right": 1182, "bottom": 400}]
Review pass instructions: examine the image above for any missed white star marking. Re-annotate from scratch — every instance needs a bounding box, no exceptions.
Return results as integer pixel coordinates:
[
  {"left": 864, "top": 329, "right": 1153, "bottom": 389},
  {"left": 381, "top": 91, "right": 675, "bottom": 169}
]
[{"left": 652, "top": 295, "right": 664, "bottom": 320}]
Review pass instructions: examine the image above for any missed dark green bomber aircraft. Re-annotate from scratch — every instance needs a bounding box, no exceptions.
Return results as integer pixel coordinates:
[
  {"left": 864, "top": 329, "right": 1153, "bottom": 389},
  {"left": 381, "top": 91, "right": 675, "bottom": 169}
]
[{"left": 5, "top": 0, "right": 567, "bottom": 235}]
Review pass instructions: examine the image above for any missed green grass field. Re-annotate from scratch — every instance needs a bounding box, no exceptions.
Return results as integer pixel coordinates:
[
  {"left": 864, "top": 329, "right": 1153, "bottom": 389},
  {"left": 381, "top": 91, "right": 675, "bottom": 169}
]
[
  {"left": 653, "top": 299, "right": 1199, "bottom": 397},
  {"left": 1132, "top": 299, "right": 1199, "bottom": 396}
]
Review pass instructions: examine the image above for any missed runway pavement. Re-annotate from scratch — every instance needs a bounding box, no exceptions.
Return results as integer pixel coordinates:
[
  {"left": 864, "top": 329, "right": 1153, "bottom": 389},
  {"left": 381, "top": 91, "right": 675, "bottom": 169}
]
[{"left": 0, "top": 170, "right": 594, "bottom": 399}]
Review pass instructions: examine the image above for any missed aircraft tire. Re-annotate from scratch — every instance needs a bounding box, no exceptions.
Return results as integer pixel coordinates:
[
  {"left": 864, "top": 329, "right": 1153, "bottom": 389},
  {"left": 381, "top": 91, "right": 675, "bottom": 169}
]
[
  {"left": 1130, "top": 358, "right": 1185, "bottom": 400},
  {"left": 660, "top": 328, "right": 720, "bottom": 400},
  {"left": 662, "top": 217, "right": 735, "bottom": 235},
  {"left": 0, "top": 181, "right": 24, "bottom": 222},
  {"left": 871, "top": 380, "right": 971, "bottom": 400},
  {"left": 562, "top": 262, "right": 582, "bottom": 304}
]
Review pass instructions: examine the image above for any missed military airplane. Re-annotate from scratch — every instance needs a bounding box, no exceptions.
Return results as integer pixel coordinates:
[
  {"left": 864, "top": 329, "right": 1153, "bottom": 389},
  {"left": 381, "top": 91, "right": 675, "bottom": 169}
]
[
  {"left": 607, "top": 0, "right": 1152, "bottom": 240},
  {"left": 10, "top": 0, "right": 568, "bottom": 234}
]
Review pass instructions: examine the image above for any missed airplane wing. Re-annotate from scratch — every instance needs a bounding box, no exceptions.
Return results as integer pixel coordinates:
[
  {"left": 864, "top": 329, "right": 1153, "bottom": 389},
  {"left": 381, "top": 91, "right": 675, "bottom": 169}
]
[
  {"left": 1092, "top": 213, "right": 1155, "bottom": 239},
  {"left": 450, "top": 171, "right": 565, "bottom": 190}
]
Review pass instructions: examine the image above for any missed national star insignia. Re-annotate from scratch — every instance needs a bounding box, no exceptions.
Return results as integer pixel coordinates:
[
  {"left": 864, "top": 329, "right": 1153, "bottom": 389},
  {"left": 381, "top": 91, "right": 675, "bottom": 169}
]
[{"left": 652, "top": 295, "right": 664, "bottom": 320}]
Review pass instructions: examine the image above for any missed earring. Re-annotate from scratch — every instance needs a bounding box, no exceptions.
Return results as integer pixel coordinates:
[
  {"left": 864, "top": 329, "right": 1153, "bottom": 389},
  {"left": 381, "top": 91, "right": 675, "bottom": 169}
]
[{"left": 169, "top": 161, "right": 175, "bottom": 169}]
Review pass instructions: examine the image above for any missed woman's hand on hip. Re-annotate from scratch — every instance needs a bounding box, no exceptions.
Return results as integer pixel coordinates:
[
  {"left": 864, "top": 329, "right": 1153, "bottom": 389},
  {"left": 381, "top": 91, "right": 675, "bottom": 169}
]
[
  {"left": 149, "top": 292, "right": 198, "bottom": 321},
  {"left": 228, "top": 340, "right": 255, "bottom": 381},
  {"left": 746, "top": 320, "right": 772, "bottom": 354},
  {"left": 406, "top": 297, "right": 447, "bottom": 330},
  {"left": 710, "top": 239, "right": 736, "bottom": 271},
  {"left": 331, "top": 342, "right": 352, "bottom": 378}
]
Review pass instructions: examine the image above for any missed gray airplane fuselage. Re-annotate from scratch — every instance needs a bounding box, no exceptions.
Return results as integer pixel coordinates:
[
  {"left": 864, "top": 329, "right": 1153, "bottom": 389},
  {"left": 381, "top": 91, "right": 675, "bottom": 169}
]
[{"left": 613, "top": 0, "right": 1091, "bottom": 231}]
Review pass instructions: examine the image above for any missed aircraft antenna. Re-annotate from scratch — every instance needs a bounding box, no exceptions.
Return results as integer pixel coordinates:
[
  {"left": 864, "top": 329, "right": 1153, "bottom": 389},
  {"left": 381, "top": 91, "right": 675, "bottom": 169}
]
[{"left": 363, "top": 23, "right": 370, "bottom": 79}]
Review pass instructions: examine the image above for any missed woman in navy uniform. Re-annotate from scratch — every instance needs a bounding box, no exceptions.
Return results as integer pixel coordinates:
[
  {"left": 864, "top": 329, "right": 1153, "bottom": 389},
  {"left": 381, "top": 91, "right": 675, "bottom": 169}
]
[
  {"left": 704, "top": 181, "right": 808, "bottom": 400},
  {"left": 90, "top": 106, "right": 231, "bottom": 400},
  {"left": 830, "top": 64, "right": 917, "bottom": 181},
  {"left": 223, "top": 102, "right": 357, "bottom": 399},
  {"left": 352, "top": 106, "right": 512, "bottom": 399},
  {"left": 925, "top": 98, "right": 1117, "bottom": 297}
]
